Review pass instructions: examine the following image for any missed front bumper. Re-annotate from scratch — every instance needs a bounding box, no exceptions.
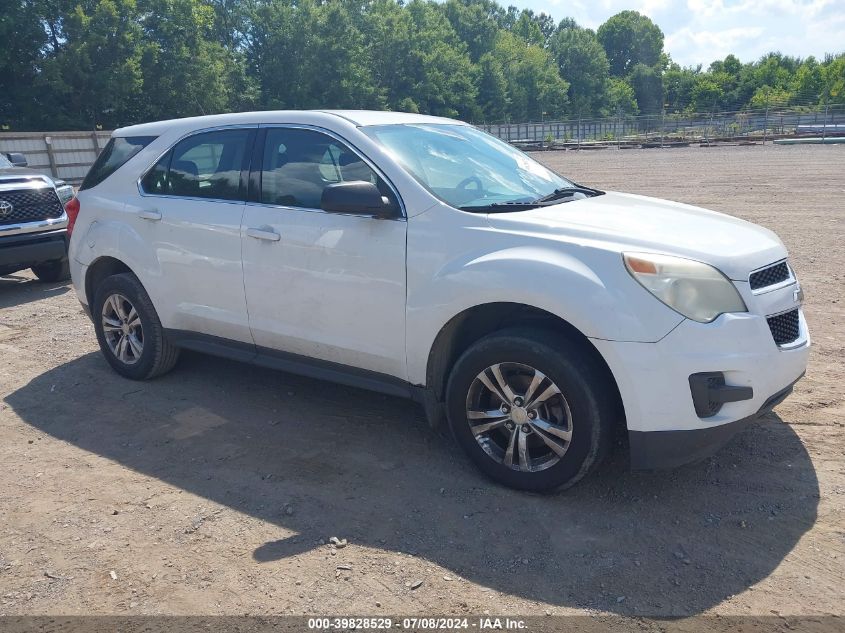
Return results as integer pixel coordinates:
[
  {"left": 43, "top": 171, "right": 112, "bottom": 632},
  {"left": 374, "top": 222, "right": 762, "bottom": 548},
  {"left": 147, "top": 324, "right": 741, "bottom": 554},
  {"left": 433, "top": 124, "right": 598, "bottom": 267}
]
[
  {"left": 0, "top": 229, "right": 68, "bottom": 270},
  {"left": 591, "top": 305, "right": 810, "bottom": 469},
  {"left": 627, "top": 376, "right": 801, "bottom": 469}
]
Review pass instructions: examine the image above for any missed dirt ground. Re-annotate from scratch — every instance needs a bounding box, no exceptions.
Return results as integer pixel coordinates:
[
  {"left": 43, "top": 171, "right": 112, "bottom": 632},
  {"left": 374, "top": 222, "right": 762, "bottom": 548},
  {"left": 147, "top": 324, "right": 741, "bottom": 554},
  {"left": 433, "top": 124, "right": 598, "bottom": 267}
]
[{"left": 1, "top": 144, "right": 843, "bottom": 618}]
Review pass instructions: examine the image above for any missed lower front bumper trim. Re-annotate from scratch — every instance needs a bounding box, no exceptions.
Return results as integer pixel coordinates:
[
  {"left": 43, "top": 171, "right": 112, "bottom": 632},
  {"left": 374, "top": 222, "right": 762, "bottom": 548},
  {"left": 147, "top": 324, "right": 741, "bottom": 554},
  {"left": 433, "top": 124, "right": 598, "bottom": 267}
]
[{"left": 628, "top": 377, "right": 802, "bottom": 470}]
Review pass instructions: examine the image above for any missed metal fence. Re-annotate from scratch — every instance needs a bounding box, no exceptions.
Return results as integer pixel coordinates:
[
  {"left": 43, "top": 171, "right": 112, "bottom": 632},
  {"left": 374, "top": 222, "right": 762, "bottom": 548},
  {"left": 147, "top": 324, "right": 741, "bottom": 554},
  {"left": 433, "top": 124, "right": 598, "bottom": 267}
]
[
  {"left": 478, "top": 104, "right": 845, "bottom": 150},
  {"left": 3, "top": 104, "right": 844, "bottom": 184},
  {"left": 0, "top": 130, "right": 112, "bottom": 184}
]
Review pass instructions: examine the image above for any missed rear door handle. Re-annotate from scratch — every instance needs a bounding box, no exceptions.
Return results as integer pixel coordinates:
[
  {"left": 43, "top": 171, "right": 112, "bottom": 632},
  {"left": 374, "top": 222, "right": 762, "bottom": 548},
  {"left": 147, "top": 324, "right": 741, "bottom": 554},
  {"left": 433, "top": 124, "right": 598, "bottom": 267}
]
[
  {"left": 246, "top": 227, "right": 281, "bottom": 242},
  {"left": 139, "top": 209, "right": 162, "bottom": 221}
]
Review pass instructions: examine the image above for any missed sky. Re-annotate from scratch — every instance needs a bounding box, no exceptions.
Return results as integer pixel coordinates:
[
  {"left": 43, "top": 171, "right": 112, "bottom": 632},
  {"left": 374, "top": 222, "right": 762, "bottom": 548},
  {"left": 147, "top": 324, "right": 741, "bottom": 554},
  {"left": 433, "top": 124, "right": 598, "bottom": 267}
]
[{"left": 509, "top": 0, "right": 845, "bottom": 68}]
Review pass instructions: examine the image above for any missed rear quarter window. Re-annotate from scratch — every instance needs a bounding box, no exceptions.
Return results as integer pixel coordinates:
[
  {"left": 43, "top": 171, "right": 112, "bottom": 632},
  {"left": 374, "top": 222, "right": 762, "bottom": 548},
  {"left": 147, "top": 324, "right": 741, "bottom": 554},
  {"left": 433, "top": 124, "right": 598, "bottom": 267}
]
[{"left": 80, "top": 136, "right": 157, "bottom": 191}]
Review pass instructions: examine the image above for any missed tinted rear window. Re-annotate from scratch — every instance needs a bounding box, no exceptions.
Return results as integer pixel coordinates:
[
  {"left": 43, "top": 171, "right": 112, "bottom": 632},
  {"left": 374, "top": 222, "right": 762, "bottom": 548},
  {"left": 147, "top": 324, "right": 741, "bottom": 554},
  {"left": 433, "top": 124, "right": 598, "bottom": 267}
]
[{"left": 80, "top": 136, "right": 156, "bottom": 190}]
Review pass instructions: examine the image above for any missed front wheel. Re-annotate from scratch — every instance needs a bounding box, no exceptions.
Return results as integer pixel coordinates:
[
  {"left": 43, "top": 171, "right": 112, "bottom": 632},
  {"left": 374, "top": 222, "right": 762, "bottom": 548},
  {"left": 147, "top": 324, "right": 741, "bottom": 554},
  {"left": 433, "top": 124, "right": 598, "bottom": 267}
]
[
  {"left": 31, "top": 257, "right": 70, "bottom": 282},
  {"left": 446, "top": 329, "right": 615, "bottom": 492}
]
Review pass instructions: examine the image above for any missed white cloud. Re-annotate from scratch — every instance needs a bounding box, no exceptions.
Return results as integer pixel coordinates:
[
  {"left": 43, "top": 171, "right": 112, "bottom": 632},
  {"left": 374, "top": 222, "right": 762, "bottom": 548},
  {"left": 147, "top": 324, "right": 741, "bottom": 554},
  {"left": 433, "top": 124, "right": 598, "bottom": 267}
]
[
  {"left": 506, "top": 0, "right": 844, "bottom": 66},
  {"left": 666, "top": 26, "right": 765, "bottom": 67}
]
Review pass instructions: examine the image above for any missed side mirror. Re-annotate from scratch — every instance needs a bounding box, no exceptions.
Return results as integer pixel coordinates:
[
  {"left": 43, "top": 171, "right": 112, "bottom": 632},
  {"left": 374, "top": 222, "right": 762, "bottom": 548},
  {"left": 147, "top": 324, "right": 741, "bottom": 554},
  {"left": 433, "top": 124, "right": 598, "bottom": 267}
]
[
  {"left": 321, "top": 181, "right": 397, "bottom": 218},
  {"left": 5, "top": 152, "right": 28, "bottom": 168}
]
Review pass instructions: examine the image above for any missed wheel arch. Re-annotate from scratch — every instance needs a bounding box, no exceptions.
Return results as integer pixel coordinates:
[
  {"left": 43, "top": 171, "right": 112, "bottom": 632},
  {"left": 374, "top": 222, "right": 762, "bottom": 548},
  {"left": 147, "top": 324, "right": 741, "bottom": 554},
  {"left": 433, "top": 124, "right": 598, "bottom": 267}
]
[
  {"left": 84, "top": 256, "right": 136, "bottom": 309},
  {"left": 424, "top": 302, "right": 624, "bottom": 426}
]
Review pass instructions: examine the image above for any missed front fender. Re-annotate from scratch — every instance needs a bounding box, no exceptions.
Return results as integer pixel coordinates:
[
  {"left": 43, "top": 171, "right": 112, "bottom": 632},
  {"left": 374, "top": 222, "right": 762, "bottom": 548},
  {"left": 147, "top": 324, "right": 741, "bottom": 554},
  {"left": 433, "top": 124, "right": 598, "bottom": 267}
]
[{"left": 405, "top": 239, "right": 683, "bottom": 386}]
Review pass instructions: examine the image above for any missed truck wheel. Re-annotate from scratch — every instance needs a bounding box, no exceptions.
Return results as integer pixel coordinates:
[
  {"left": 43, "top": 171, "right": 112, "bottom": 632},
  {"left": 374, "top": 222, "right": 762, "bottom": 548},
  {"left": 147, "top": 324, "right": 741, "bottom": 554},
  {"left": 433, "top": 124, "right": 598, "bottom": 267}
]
[
  {"left": 445, "top": 328, "right": 615, "bottom": 492},
  {"left": 31, "top": 257, "right": 70, "bottom": 282},
  {"left": 92, "top": 273, "right": 180, "bottom": 380}
]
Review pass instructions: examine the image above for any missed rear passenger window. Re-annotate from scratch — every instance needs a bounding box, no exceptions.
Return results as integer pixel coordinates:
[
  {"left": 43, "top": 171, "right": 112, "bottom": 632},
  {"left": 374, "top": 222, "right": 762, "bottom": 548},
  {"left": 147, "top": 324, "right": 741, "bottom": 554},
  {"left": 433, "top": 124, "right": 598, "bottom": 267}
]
[
  {"left": 260, "top": 128, "right": 395, "bottom": 210},
  {"left": 140, "top": 129, "right": 252, "bottom": 200},
  {"left": 80, "top": 136, "right": 156, "bottom": 191}
]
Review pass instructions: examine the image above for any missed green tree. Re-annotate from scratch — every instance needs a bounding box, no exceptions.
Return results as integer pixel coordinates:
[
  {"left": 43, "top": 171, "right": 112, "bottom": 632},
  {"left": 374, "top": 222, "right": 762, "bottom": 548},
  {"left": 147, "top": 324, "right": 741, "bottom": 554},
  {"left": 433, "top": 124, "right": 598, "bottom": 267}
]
[
  {"left": 606, "top": 77, "right": 638, "bottom": 115},
  {"left": 492, "top": 30, "right": 568, "bottom": 121},
  {"left": 597, "top": 10, "right": 663, "bottom": 77},
  {"left": 710, "top": 53, "right": 742, "bottom": 77},
  {"left": 511, "top": 9, "right": 554, "bottom": 46},
  {"left": 627, "top": 62, "right": 663, "bottom": 114},
  {"left": 690, "top": 73, "right": 727, "bottom": 112},
  {"left": 37, "top": 0, "right": 146, "bottom": 129},
  {"left": 663, "top": 63, "right": 697, "bottom": 112},
  {"left": 792, "top": 57, "right": 823, "bottom": 105},
  {"left": 550, "top": 23, "right": 609, "bottom": 116},
  {"left": 511, "top": 9, "right": 545, "bottom": 47},
  {"left": 476, "top": 52, "right": 509, "bottom": 121},
  {"left": 821, "top": 54, "right": 845, "bottom": 104},
  {"left": 139, "top": 0, "right": 251, "bottom": 120},
  {"left": 0, "top": 0, "right": 47, "bottom": 128},
  {"left": 441, "top": 0, "right": 503, "bottom": 61},
  {"left": 2, "top": 0, "right": 845, "bottom": 130},
  {"left": 364, "top": 0, "right": 412, "bottom": 109},
  {"left": 308, "top": 0, "right": 383, "bottom": 108},
  {"left": 391, "top": 0, "right": 477, "bottom": 118},
  {"left": 749, "top": 85, "right": 791, "bottom": 108}
]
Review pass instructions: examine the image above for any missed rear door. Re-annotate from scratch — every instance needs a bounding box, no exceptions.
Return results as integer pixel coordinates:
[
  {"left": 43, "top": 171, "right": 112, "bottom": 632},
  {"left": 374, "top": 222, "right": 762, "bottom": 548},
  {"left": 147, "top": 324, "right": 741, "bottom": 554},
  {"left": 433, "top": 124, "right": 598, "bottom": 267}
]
[
  {"left": 240, "top": 126, "right": 408, "bottom": 380},
  {"left": 127, "top": 127, "right": 256, "bottom": 343}
]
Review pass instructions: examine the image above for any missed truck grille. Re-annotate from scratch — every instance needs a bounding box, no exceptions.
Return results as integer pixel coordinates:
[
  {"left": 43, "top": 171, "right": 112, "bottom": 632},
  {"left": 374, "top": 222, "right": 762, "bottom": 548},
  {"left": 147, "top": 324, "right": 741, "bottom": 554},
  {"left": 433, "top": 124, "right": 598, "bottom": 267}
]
[
  {"left": 0, "top": 187, "right": 65, "bottom": 227},
  {"left": 750, "top": 261, "right": 790, "bottom": 290},
  {"left": 767, "top": 309, "right": 800, "bottom": 346}
]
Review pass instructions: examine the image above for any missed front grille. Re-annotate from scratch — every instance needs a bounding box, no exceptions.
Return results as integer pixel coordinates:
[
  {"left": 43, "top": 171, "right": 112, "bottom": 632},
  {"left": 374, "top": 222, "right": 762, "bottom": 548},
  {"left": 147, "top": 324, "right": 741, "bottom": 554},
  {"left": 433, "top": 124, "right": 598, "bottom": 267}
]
[
  {"left": 750, "top": 261, "right": 790, "bottom": 290},
  {"left": 767, "top": 309, "right": 800, "bottom": 346},
  {"left": 0, "top": 186, "right": 64, "bottom": 226}
]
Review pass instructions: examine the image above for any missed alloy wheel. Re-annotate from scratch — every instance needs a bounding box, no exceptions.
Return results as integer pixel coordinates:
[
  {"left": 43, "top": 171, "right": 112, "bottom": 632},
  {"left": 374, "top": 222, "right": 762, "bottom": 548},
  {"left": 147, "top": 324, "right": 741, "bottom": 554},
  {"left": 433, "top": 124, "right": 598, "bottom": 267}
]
[
  {"left": 101, "top": 293, "right": 144, "bottom": 365},
  {"left": 465, "top": 362, "right": 573, "bottom": 472}
]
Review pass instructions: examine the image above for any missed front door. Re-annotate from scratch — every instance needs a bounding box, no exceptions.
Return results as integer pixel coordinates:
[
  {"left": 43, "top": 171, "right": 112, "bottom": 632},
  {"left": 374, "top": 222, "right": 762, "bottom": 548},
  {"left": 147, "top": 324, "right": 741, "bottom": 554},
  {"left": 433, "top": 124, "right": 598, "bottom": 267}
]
[{"left": 241, "top": 126, "right": 407, "bottom": 380}]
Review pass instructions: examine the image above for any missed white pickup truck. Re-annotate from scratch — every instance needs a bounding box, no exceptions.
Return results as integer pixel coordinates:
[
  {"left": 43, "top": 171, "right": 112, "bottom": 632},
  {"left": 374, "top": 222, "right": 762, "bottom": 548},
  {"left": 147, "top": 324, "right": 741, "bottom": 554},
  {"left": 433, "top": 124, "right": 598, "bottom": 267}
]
[
  {"left": 67, "top": 110, "right": 809, "bottom": 491},
  {"left": 0, "top": 152, "right": 74, "bottom": 281}
]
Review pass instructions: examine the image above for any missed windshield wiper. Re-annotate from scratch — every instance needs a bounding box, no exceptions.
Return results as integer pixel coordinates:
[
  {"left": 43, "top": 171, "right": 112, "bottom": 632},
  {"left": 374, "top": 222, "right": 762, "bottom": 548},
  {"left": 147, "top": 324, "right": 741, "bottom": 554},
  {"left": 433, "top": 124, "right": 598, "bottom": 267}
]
[
  {"left": 459, "top": 186, "right": 605, "bottom": 212},
  {"left": 459, "top": 201, "right": 542, "bottom": 212},
  {"left": 533, "top": 185, "right": 602, "bottom": 204}
]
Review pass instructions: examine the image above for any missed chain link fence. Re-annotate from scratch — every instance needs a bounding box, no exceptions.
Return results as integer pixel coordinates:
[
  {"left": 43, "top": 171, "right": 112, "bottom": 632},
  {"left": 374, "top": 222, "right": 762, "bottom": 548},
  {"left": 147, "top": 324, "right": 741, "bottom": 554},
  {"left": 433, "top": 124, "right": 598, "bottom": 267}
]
[
  {"left": 2, "top": 104, "right": 844, "bottom": 184},
  {"left": 478, "top": 104, "right": 845, "bottom": 150}
]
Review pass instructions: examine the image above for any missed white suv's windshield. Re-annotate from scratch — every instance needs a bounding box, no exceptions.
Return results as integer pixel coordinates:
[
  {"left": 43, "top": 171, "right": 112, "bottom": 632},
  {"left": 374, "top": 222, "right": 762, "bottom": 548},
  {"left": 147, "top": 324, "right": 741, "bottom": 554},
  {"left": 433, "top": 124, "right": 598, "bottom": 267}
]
[
  {"left": 362, "top": 124, "right": 576, "bottom": 210},
  {"left": 0, "top": 154, "right": 12, "bottom": 168}
]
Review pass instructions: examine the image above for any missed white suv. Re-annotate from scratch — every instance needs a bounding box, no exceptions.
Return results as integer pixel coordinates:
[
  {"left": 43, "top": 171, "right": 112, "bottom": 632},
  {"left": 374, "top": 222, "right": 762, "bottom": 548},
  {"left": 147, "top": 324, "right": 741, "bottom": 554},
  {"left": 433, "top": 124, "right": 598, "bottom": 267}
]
[{"left": 68, "top": 110, "right": 810, "bottom": 491}]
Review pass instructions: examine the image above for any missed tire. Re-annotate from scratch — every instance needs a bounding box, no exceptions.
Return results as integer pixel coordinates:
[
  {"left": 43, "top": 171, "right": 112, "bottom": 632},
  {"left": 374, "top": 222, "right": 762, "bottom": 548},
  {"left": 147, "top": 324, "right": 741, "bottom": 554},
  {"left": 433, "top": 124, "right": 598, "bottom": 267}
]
[
  {"left": 92, "top": 272, "right": 180, "bottom": 380},
  {"left": 445, "top": 328, "right": 615, "bottom": 492},
  {"left": 31, "top": 257, "right": 70, "bottom": 282}
]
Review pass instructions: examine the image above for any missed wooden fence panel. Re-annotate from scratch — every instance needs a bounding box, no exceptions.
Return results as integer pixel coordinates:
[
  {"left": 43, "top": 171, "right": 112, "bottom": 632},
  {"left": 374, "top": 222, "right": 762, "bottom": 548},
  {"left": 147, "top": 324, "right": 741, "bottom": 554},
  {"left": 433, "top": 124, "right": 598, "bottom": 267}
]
[{"left": 0, "top": 130, "right": 112, "bottom": 183}]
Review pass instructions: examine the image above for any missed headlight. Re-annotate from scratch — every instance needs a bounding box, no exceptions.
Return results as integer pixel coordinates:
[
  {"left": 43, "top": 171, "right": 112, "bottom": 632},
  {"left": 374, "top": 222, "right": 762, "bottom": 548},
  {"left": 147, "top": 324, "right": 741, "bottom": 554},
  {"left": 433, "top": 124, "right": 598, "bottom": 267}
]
[
  {"left": 55, "top": 184, "right": 75, "bottom": 206},
  {"left": 623, "top": 252, "right": 747, "bottom": 323}
]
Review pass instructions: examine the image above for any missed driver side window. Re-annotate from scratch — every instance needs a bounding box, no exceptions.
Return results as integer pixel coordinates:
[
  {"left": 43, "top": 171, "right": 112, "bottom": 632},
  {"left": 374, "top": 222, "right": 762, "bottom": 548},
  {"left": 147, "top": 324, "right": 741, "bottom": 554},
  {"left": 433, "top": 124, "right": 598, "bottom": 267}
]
[{"left": 260, "top": 128, "right": 395, "bottom": 211}]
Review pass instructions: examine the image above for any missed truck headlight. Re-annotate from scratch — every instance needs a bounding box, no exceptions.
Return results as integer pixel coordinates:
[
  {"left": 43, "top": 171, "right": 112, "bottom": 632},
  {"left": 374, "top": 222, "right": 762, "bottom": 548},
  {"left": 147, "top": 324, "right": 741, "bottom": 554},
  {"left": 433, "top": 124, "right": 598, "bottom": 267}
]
[
  {"left": 623, "top": 252, "right": 747, "bottom": 323},
  {"left": 55, "top": 183, "right": 75, "bottom": 206}
]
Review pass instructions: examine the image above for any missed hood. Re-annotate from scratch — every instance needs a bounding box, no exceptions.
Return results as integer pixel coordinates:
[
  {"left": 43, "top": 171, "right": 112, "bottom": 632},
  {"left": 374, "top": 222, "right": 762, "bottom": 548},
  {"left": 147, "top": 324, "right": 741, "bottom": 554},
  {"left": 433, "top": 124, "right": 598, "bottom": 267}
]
[
  {"left": 486, "top": 191, "right": 786, "bottom": 280},
  {"left": 0, "top": 167, "right": 55, "bottom": 181}
]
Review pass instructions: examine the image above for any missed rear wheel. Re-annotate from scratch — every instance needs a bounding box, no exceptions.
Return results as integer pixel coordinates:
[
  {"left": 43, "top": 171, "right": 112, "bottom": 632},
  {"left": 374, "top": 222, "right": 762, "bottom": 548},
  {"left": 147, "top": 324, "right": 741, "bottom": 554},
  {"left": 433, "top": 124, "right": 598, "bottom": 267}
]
[
  {"left": 31, "top": 257, "right": 70, "bottom": 282},
  {"left": 446, "top": 328, "right": 615, "bottom": 492},
  {"left": 92, "top": 273, "right": 179, "bottom": 380}
]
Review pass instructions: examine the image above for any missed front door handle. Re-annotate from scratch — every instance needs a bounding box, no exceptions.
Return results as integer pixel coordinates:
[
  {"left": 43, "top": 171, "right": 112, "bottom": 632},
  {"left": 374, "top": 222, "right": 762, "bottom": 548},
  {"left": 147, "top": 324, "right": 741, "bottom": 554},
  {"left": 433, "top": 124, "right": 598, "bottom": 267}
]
[
  {"left": 246, "top": 227, "right": 281, "bottom": 242},
  {"left": 139, "top": 209, "right": 162, "bottom": 221}
]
